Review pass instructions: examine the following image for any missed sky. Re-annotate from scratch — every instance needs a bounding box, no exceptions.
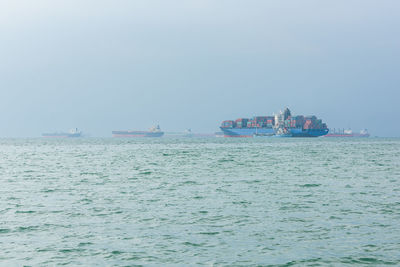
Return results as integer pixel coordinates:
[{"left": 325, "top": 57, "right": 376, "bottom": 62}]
[{"left": 0, "top": 0, "right": 399, "bottom": 137}]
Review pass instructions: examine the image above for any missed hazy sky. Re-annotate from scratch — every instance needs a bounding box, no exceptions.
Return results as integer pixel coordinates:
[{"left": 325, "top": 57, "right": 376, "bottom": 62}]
[{"left": 0, "top": 0, "right": 399, "bottom": 137}]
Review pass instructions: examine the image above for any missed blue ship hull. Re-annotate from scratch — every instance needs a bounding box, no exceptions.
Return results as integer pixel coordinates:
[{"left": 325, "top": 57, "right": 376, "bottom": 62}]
[
  {"left": 220, "top": 127, "right": 328, "bottom": 137},
  {"left": 289, "top": 128, "right": 329, "bottom": 137},
  {"left": 221, "top": 128, "right": 275, "bottom": 137}
]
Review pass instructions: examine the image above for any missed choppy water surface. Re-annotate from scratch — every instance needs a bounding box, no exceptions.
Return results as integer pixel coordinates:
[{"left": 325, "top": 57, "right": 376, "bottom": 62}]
[{"left": 0, "top": 137, "right": 399, "bottom": 266}]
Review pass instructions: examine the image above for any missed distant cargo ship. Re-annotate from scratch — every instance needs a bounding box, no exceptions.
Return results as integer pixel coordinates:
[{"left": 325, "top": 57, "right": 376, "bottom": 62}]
[
  {"left": 112, "top": 125, "right": 164, "bottom": 137},
  {"left": 42, "top": 128, "right": 82, "bottom": 138},
  {"left": 220, "top": 108, "right": 329, "bottom": 137},
  {"left": 324, "top": 129, "right": 370, "bottom": 137}
]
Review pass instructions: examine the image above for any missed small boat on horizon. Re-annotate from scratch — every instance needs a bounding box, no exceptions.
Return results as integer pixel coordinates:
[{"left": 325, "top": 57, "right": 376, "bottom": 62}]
[{"left": 324, "top": 129, "right": 370, "bottom": 137}]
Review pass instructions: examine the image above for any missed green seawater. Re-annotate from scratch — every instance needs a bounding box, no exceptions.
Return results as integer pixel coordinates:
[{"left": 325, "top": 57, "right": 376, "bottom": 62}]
[{"left": 0, "top": 137, "right": 399, "bottom": 266}]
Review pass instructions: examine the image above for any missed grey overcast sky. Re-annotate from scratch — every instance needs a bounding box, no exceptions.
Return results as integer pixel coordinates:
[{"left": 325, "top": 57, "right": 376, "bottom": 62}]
[{"left": 0, "top": 0, "right": 399, "bottom": 137}]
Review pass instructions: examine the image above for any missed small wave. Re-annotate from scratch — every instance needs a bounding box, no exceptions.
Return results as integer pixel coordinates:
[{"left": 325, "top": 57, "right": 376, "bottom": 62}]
[
  {"left": 41, "top": 189, "right": 56, "bottom": 193},
  {"left": 198, "top": 232, "right": 219, "bottom": 235},
  {"left": 59, "top": 248, "right": 85, "bottom": 253},
  {"left": 300, "top": 183, "right": 321, "bottom": 187},
  {"left": 183, "top": 241, "right": 202, "bottom": 247},
  {"left": 341, "top": 256, "right": 398, "bottom": 265},
  {"left": 218, "top": 158, "right": 234, "bottom": 163},
  {"left": 232, "top": 201, "right": 252, "bottom": 205},
  {"left": 181, "top": 180, "right": 198, "bottom": 185},
  {"left": 15, "top": 210, "right": 36, "bottom": 214},
  {"left": 16, "top": 226, "right": 39, "bottom": 232},
  {"left": 78, "top": 242, "right": 93, "bottom": 247},
  {"left": 0, "top": 228, "right": 11, "bottom": 234}
]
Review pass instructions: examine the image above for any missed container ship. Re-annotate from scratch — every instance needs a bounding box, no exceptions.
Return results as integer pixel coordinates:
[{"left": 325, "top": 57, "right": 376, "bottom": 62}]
[
  {"left": 112, "top": 125, "right": 164, "bottom": 137},
  {"left": 220, "top": 108, "right": 329, "bottom": 137},
  {"left": 324, "top": 129, "right": 370, "bottom": 137},
  {"left": 42, "top": 128, "right": 82, "bottom": 138}
]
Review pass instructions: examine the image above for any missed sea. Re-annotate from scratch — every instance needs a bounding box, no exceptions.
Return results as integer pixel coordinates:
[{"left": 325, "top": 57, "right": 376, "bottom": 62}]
[{"left": 0, "top": 137, "right": 399, "bottom": 266}]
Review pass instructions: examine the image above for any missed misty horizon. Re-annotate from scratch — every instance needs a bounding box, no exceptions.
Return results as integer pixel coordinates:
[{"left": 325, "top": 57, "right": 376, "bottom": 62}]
[{"left": 1, "top": 1, "right": 399, "bottom": 137}]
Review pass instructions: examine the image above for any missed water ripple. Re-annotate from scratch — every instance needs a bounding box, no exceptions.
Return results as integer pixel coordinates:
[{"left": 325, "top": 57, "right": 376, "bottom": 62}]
[{"left": 0, "top": 137, "right": 399, "bottom": 265}]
